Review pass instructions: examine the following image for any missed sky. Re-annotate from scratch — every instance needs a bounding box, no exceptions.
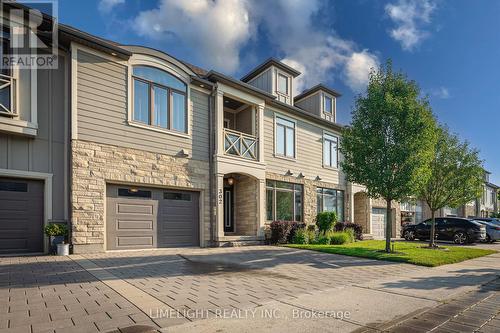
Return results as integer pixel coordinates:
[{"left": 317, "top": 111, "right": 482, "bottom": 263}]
[{"left": 50, "top": 0, "right": 499, "bottom": 184}]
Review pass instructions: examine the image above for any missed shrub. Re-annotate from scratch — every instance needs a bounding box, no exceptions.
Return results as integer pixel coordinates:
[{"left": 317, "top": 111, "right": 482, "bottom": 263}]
[
  {"left": 345, "top": 228, "right": 355, "bottom": 243},
  {"left": 329, "top": 231, "right": 354, "bottom": 245},
  {"left": 307, "top": 224, "right": 316, "bottom": 232},
  {"left": 292, "top": 228, "right": 308, "bottom": 244},
  {"left": 315, "top": 234, "right": 331, "bottom": 245},
  {"left": 306, "top": 229, "right": 316, "bottom": 244},
  {"left": 44, "top": 223, "right": 68, "bottom": 237},
  {"left": 289, "top": 222, "right": 306, "bottom": 243},
  {"left": 270, "top": 221, "right": 303, "bottom": 244},
  {"left": 316, "top": 212, "right": 337, "bottom": 233},
  {"left": 334, "top": 222, "right": 363, "bottom": 240}
]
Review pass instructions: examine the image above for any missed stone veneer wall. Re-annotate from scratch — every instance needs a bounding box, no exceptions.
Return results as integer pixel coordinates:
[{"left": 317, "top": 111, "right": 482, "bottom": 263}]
[
  {"left": 71, "top": 140, "right": 211, "bottom": 253},
  {"left": 265, "top": 172, "right": 347, "bottom": 225},
  {"left": 353, "top": 192, "right": 369, "bottom": 233},
  {"left": 234, "top": 175, "right": 258, "bottom": 236}
]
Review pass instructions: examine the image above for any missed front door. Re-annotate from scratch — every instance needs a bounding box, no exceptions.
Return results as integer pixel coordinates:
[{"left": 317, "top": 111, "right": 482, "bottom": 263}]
[{"left": 224, "top": 186, "right": 234, "bottom": 233}]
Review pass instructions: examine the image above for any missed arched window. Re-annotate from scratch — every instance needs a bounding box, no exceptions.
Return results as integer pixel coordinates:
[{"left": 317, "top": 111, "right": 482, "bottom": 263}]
[{"left": 132, "top": 65, "right": 187, "bottom": 133}]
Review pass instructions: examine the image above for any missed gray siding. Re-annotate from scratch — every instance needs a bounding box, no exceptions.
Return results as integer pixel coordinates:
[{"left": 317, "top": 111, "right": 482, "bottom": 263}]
[
  {"left": 263, "top": 108, "right": 343, "bottom": 185},
  {"left": 0, "top": 54, "right": 69, "bottom": 220},
  {"left": 295, "top": 92, "right": 321, "bottom": 117},
  {"left": 76, "top": 50, "right": 210, "bottom": 161},
  {"left": 247, "top": 68, "right": 272, "bottom": 94}
]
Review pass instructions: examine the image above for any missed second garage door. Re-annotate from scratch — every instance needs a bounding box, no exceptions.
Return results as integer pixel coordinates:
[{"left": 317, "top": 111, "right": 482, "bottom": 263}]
[
  {"left": 106, "top": 185, "right": 200, "bottom": 250},
  {"left": 371, "top": 208, "right": 386, "bottom": 239}
]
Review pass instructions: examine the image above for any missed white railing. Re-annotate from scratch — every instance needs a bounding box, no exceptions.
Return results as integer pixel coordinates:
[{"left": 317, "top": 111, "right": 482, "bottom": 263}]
[
  {"left": 224, "top": 128, "right": 258, "bottom": 160},
  {"left": 0, "top": 74, "right": 15, "bottom": 117}
]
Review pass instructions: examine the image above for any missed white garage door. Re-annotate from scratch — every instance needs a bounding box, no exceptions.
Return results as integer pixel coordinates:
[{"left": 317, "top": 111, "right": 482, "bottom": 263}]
[{"left": 371, "top": 208, "right": 386, "bottom": 239}]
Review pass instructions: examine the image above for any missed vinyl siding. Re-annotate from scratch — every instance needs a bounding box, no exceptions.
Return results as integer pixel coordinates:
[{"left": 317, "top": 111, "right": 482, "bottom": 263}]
[
  {"left": 0, "top": 53, "right": 69, "bottom": 220},
  {"left": 263, "top": 108, "right": 343, "bottom": 185},
  {"left": 76, "top": 50, "right": 210, "bottom": 161},
  {"left": 247, "top": 68, "right": 272, "bottom": 94},
  {"left": 295, "top": 92, "right": 321, "bottom": 117}
]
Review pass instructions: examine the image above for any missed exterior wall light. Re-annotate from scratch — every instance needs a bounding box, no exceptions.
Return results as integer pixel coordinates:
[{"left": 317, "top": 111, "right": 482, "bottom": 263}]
[
  {"left": 285, "top": 170, "right": 293, "bottom": 176},
  {"left": 129, "top": 188, "right": 139, "bottom": 193},
  {"left": 227, "top": 177, "right": 235, "bottom": 186}
]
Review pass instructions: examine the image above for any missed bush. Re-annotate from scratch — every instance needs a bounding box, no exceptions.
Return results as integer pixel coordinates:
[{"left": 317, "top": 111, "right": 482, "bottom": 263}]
[
  {"left": 329, "top": 232, "right": 350, "bottom": 245},
  {"left": 316, "top": 212, "right": 337, "bottom": 233},
  {"left": 307, "top": 224, "right": 316, "bottom": 232},
  {"left": 345, "top": 228, "right": 355, "bottom": 243},
  {"left": 315, "top": 234, "right": 331, "bottom": 245},
  {"left": 334, "top": 222, "right": 363, "bottom": 240},
  {"left": 306, "top": 229, "right": 316, "bottom": 243},
  {"left": 44, "top": 223, "right": 68, "bottom": 237},
  {"left": 292, "top": 228, "right": 308, "bottom": 244},
  {"left": 270, "top": 221, "right": 303, "bottom": 244}
]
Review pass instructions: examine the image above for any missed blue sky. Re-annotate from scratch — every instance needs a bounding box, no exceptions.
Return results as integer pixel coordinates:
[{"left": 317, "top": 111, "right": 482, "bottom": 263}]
[{"left": 53, "top": 0, "right": 499, "bottom": 184}]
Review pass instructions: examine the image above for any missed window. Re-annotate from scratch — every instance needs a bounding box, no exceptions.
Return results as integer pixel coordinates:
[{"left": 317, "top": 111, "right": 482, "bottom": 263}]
[
  {"left": 316, "top": 188, "right": 344, "bottom": 221},
  {"left": 266, "top": 180, "right": 303, "bottom": 221},
  {"left": 323, "top": 133, "right": 338, "bottom": 168},
  {"left": 118, "top": 188, "right": 152, "bottom": 198},
  {"left": 277, "top": 73, "right": 288, "bottom": 95},
  {"left": 491, "top": 190, "right": 496, "bottom": 205},
  {"left": 0, "top": 181, "right": 27, "bottom": 192},
  {"left": 164, "top": 192, "right": 191, "bottom": 201},
  {"left": 132, "top": 65, "right": 187, "bottom": 133},
  {"left": 0, "top": 27, "right": 15, "bottom": 116},
  {"left": 276, "top": 116, "right": 295, "bottom": 158},
  {"left": 324, "top": 95, "right": 333, "bottom": 114}
]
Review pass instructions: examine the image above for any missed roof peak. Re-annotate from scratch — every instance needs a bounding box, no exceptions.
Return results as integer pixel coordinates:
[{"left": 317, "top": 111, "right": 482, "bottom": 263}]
[{"left": 241, "top": 57, "right": 301, "bottom": 82}]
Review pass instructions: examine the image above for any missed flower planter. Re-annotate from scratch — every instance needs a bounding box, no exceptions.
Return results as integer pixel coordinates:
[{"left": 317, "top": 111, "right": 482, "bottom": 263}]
[
  {"left": 57, "top": 243, "right": 70, "bottom": 256},
  {"left": 50, "top": 235, "right": 65, "bottom": 254}
]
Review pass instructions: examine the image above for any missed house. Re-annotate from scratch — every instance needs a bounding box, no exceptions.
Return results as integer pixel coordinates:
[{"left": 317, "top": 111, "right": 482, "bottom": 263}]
[{"left": 0, "top": 3, "right": 444, "bottom": 254}]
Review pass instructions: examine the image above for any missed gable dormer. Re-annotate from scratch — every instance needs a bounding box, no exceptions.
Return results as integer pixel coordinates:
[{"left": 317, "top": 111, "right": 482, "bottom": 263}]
[
  {"left": 294, "top": 84, "right": 341, "bottom": 123},
  {"left": 241, "top": 58, "right": 300, "bottom": 105}
]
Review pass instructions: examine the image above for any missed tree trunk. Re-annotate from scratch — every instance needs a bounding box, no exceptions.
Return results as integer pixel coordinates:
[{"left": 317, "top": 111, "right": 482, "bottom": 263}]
[
  {"left": 429, "top": 210, "right": 437, "bottom": 248},
  {"left": 385, "top": 199, "right": 392, "bottom": 253}
]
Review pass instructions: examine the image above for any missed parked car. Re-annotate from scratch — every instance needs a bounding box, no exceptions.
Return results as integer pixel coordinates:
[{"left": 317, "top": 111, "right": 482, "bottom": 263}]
[
  {"left": 473, "top": 217, "right": 500, "bottom": 226},
  {"left": 473, "top": 220, "right": 500, "bottom": 243},
  {"left": 402, "top": 217, "right": 487, "bottom": 244}
]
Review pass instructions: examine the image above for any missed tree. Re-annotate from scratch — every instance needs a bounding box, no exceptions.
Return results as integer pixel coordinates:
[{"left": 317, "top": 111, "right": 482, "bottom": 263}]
[
  {"left": 418, "top": 126, "right": 484, "bottom": 247},
  {"left": 341, "top": 60, "right": 437, "bottom": 253}
]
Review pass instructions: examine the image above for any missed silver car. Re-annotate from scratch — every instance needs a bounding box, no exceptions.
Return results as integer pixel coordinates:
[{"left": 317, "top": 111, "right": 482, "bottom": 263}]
[{"left": 474, "top": 219, "right": 500, "bottom": 242}]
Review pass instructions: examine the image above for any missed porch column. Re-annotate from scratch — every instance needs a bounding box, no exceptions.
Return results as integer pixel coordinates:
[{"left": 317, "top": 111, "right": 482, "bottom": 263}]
[
  {"left": 215, "top": 89, "right": 224, "bottom": 156},
  {"left": 257, "top": 179, "right": 266, "bottom": 238},
  {"left": 349, "top": 183, "right": 355, "bottom": 223},
  {"left": 215, "top": 173, "right": 225, "bottom": 240},
  {"left": 257, "top": 104, "right": 265, "bottom": 162}
]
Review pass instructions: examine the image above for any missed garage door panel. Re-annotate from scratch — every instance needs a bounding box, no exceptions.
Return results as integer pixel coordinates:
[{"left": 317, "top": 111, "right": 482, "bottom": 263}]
[
  {"left": 0, "top": 178, "right": 44, "bottom": 254},
  {"left": 116, "top": 236, "right": 154, "bottom": 247},
  {"left": 116, "top": 220, "right": 154, "bottom": 230},
  {"left": 116, "top": 203, "right": 154, "bottom": 215}
]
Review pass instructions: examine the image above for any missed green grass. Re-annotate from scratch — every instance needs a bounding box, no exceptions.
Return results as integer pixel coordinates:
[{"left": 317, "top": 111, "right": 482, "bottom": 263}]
[{"left": 285, "top": 240, "right": 496, "bottom": 267}]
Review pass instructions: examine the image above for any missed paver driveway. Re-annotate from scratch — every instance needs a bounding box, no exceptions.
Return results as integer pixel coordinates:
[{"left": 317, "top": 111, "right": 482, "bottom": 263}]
[{"left": 0, "top": 246, "right": 428, "bottom": 332}]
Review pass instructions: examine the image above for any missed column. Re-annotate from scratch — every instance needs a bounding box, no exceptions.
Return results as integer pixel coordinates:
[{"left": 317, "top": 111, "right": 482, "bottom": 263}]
[
  {"left": 257, "top": 179, "right": 266, "bottom": 238},
  {"left": 215, "top": 173, "right": 225, "bottom": 240},
  {"left": 257, "top": 104, "right": 265, "bottom": 162},
  {"left": 215, "top": 89, "right": 224, "bottom": 156}
]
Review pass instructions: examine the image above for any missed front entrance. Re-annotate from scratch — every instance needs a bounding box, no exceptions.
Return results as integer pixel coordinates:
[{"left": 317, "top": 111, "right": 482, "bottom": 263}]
[{"left": 223, "top": 186, "right": 234, "bottom": 232}]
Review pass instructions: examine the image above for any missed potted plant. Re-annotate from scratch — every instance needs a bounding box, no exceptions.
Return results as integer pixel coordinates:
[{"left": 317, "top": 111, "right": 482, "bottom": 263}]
[{"left": 44, "top": 223, "right": 69, "bottom": 255}]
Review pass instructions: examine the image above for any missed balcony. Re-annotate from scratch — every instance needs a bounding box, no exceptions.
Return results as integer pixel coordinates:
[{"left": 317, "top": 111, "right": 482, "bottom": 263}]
[
  {"left": 224, "top": 128, "right": 258, "bottom": 160},
  {"left": 0, "top": 74, "right": 16, "bottom": 117}
]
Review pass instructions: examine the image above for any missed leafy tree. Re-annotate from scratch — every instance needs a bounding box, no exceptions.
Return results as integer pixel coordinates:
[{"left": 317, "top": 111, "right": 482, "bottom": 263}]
[
  {"left": 418, "top": 126, "right": 484, "bottom": 247},
  {"left": 341, "top": 60, "right": 437, "bottom": 252}
]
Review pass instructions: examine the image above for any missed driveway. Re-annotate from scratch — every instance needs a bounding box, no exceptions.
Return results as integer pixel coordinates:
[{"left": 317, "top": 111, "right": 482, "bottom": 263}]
[{"left": 1, "top": 245, "right": 498, "bottom": 333}]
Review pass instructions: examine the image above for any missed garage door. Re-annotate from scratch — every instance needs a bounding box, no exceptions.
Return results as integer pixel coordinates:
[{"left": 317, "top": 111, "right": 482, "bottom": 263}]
[
  {"left": 0, "top": 178, "right": 44, "bottom": 254},
  {"left": 371, "top": 208, "right": 386, "bottom": 239},
  {"left": 106, "top": 185, "right": 199, "bottom": 250}
]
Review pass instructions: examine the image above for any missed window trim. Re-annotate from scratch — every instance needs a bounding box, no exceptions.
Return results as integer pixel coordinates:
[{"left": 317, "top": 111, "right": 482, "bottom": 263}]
[
  {"left": 266, "top": 180, "right": 303, "bottom": 222},
  {"left": 0, "top": 27, "right": 19, "bottom": 118},
  {"left": 127, "top": 57, "right": 191, "bottom": 139},
  {"left": 316, "top": 187, "right": 344, "bottom": 221},
  {"left": 275, "top": 68, "right": 291, "bottom": 104},
  {"left": 274, "top": 113, "right": 297, "bottom": 160},
  {"left": 322, "top": 131, "right": 339, "bottom": 169},
  {"left": 322, "top": 92, "right": 336, "bottom": 121}
]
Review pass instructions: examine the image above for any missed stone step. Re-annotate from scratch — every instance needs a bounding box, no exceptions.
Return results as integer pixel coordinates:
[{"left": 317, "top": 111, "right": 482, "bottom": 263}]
[
  {"left": 216, "top": 240, "right": 265, "bottom": 247},
  {"left": 362, "top": 234, "right": 374, "bottom": 240}
]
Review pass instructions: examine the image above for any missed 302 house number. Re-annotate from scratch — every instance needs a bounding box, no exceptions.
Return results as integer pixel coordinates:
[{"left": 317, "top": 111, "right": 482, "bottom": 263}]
[{"left": 218, "top": 189, "right": 223, "bottom": 205}]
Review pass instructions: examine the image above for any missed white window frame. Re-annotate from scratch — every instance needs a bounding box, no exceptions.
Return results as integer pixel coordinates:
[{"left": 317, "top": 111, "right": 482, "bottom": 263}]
[
  {"left": 275, "top": 69, "right": 291, "bottom": 104},
  {"left": 323, "top": 131, "right": 339, "bottom": 169},
  {"left": 126, "top": 54, "right": 192, "bottom": 139},
  {"left": 274, "top": 113, "right": 296, "bottom": 159},
  {"left": 322, "top": 92, "right": 336, "bottom": 120}
]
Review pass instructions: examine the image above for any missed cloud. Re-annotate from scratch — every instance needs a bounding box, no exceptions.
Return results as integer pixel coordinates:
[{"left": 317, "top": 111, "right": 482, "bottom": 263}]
[
  {"left": 344, "top": 50, "right": 379, "bottom": 92},
  {"left": 385, "top": 0, "right": 436, "bottom": 51},
  {"left": 98, "top": 0, "right": 125, "bottom": 14},
  {"left": 133, "top": 0, "right": 252, "bottom": 73},
  {"left": 131, "top": 0, "right": 379, "bottom": 93},
  {"left": 431, "top": 86, "right": 450, "bottom": 99}
]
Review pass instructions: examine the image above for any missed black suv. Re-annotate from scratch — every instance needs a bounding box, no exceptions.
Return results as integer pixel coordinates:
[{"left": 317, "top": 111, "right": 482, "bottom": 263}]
[{"left": 402, "top": 217, "right": 486, "bottom": 244}]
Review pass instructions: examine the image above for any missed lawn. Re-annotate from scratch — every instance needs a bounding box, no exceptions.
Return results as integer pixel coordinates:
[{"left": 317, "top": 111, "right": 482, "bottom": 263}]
[{"left": 285, "top": 240, "right": 496, "bottom": 267}]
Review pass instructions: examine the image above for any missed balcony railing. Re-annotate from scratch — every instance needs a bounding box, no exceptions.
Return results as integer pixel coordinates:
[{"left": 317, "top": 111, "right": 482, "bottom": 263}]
[
  {"left": 224, "top": 128, "right": 258, "bottom": 160},
  {"left": 0, "top": 74, "right": 16, "bottom": 117}
]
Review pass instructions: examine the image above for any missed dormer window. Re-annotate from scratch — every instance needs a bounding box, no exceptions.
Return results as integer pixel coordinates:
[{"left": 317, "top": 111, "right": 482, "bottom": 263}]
[
  {"left": 324, "top": 96, "right": 333, "bottom": 114},
  {"left": 277, "top": 73, "right": 288, "bottom": 95},
  {"left": 132, "top": 65, "right": 187, "bottom": 133}
]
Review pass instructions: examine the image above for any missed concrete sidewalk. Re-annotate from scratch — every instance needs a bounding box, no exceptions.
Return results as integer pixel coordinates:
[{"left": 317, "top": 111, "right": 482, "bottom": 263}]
[{"left": 164, "top": 250, "right": 500, "bottom": 333}]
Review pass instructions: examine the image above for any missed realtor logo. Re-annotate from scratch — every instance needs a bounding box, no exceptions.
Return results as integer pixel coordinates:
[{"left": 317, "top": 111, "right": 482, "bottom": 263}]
[{"left": 0, "top": 0, "right": 59, "bottom": 70}]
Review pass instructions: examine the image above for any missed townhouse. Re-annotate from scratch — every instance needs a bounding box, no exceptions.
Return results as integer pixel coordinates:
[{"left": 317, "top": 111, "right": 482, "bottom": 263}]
[{"left": 3, "top": 3, "right": 496, "bottom": 254}]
